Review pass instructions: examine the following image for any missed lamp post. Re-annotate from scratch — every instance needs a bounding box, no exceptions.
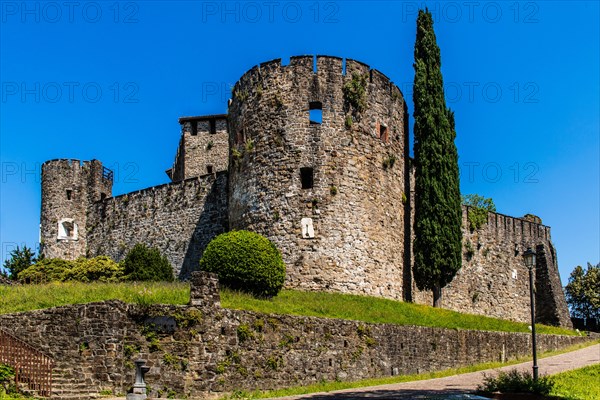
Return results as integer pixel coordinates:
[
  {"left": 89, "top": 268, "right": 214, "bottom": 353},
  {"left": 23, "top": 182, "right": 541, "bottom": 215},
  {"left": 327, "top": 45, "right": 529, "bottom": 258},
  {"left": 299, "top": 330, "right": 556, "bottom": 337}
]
[{"left": 523, "top": 247, "right": 538, "bottom": 381}]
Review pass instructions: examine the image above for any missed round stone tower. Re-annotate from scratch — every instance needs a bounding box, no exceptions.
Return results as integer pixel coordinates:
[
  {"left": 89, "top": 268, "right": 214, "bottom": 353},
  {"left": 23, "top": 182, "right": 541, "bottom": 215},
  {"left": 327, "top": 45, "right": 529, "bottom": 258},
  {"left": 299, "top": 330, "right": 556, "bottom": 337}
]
[
  {"left": 227, "top": 55, "right": 410, "bottom": 300},
  {"left": 40, "top": 159, "right": 113, "bottom": 260}
]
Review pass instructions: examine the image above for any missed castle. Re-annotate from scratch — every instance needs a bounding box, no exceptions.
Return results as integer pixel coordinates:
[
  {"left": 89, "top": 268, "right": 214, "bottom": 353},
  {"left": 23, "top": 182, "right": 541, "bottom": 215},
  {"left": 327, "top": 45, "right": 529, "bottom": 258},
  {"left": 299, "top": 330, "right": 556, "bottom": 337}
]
[{"left": 40, "top": 55, "right": 572, "bottom": 327}]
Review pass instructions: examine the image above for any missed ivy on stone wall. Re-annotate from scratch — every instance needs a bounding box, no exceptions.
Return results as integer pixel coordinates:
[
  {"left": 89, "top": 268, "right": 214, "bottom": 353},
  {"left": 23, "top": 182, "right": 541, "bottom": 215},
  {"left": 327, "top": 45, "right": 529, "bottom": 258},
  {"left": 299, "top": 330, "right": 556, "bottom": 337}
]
[
  {"left": 463, "top": 194, "right": 496, "bottom": 231},
  {"left": 343, "top": 72, "right": 368, "bottom": 116}
]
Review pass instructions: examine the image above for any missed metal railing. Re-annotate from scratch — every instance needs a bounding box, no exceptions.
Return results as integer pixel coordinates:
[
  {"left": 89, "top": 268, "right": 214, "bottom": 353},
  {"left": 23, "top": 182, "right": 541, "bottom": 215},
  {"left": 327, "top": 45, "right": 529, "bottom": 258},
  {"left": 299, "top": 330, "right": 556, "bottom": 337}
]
[
  {"left": 0, "top": 328, "right": 54, "bottom": 397},
  {"left": 102, "top": 166, "right": 114, "bottom": 182}
]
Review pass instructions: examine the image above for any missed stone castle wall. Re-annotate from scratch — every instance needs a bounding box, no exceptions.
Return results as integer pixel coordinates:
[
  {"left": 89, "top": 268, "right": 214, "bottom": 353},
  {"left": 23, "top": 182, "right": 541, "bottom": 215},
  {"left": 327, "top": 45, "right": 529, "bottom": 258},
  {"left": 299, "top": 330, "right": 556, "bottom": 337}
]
[
  {"left": 41, "top": 159, "right": 112, "bottom": 260},
  {"left": 38, "top": 54, "right": 571, "bottom": 328},
  {"left": 227, "top": 55, "right": 411, "bottom": 300},
  {"left": 0, "top": 273, "right": 589, "bottom": 400},
  {"left": 170, "top": 115, "right": 229, "bottom": 181},
  {"left": 412, "top": 207, "right": 571, "bottom": 327},
  {"left": 86, "top": 173, "right": 228, "bottom": 279}
]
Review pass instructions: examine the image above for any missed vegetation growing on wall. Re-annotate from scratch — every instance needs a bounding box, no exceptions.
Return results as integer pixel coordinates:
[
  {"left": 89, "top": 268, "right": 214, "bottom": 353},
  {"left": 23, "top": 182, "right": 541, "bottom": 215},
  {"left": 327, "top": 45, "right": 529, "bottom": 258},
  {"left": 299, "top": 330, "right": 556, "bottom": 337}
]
[
  {"left": 343, "top": 72, "right": 368, "bottom": 117},
  {"left": 463, "top": 194, "right": 496, "bottom": 231}
]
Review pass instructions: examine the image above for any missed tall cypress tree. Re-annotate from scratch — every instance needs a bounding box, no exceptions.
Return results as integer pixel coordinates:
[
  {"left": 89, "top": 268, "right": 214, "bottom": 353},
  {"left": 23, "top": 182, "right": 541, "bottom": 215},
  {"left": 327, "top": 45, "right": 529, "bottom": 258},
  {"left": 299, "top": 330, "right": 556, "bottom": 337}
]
[{"left": 412, "top": 9, "right": 462, "bottom": 307}]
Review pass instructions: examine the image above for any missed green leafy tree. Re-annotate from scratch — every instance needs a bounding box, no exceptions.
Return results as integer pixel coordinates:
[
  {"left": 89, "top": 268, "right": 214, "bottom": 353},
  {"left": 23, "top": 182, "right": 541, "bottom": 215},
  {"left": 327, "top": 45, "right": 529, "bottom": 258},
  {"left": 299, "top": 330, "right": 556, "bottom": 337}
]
[
  {"left": 462, "top": 194, "right": 496, "bottom": 230},
  {"left": 565, "top": 262, "right": 600, "bottom": 320},
  {"left": 199, "top": 230, "right": 285, "bottom": 298},
  {"left": 412, "top": 8, "right": 462, "bottom": 307},
  {"left": 122, "top": 244, "right": 174, "bottom": 282},
  {"left": 2, "top": 246, "right": 37, "bottom": 279}
]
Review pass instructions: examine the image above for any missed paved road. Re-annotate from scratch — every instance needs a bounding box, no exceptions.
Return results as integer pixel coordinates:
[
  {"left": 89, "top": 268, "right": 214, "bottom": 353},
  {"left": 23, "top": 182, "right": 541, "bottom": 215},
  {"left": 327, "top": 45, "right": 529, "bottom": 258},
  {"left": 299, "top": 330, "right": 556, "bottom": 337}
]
[{"left": 268, "top": 344, "right": 600, "bottom": 399}]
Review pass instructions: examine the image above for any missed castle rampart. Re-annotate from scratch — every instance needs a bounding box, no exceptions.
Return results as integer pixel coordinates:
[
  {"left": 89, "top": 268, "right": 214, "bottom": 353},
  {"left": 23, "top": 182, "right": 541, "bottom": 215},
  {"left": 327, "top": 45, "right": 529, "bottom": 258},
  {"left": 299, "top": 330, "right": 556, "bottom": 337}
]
[
  {"left": 38, "top": 55, "right": 571, "bottom": 327},
  {"left": 227, "top": 55, "right": 410, "bottom": 299},
  {"left": 411, "top": 206, "right": 571, "bottom": 326},
  {"left": 86, "top": 172, "right": 228, "bottom": 279}
]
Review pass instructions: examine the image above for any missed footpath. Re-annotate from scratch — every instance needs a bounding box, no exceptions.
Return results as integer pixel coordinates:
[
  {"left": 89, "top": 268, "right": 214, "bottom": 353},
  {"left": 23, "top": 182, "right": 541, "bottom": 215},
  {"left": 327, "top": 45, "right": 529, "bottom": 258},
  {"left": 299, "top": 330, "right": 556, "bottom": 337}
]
[{"left": 269, "top": 343, "right": 600, "bottom": 399}]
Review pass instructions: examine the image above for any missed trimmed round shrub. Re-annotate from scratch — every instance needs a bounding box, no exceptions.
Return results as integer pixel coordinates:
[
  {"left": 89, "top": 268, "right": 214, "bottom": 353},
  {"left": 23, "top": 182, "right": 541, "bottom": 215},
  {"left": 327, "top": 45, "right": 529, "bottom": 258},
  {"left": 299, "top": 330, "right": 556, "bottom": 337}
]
[
  {"left": 63, "top": 256, "right": 124, "bottom": 282},
  {"left": 18, "top": 258, "right": 74, "bottom": 283},
  {"left": 122, "top": 244, "right": 174, "bottom": 282},
  {"left": 199, "top": 230, "right": 285, "bottom": 298}
]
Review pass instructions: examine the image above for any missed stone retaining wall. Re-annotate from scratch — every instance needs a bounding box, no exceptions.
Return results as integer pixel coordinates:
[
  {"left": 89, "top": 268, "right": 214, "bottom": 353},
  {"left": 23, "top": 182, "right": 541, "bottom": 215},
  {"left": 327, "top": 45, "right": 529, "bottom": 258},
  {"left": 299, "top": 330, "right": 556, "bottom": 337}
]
[{"left": 0, "top": 273, "right": 589, "bottom": 399}]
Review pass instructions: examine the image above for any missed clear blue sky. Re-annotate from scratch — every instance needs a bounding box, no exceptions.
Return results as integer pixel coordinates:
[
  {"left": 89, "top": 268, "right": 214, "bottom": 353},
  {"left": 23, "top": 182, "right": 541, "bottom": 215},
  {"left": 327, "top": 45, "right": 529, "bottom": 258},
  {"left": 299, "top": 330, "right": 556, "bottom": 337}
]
[{"left": 1, "top": 1, "right": 598, "bottom": 284}]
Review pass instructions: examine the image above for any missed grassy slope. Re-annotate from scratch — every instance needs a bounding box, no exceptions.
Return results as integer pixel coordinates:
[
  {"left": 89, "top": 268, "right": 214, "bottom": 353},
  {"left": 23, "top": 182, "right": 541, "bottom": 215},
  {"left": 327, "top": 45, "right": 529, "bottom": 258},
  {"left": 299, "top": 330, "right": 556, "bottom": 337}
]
[
  {"left": 0, "top": 281, "right": 189, "bottom": 313},
  {"left": 0, "top": 282, "right": 576, "bottom": 335},
  {"left": 550, "top": 364, "right": 600, "bottom": 400},
  {"left": 220, "top": 288, "right": 576, "bottom": 335}
]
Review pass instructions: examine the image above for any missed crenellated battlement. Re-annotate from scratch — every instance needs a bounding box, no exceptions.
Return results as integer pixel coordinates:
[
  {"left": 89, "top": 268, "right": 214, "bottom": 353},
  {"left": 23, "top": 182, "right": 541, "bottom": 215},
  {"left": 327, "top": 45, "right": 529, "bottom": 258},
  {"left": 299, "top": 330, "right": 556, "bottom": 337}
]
[
  {"left": 231, "top": 55, "right": 405, "bottom": 108},
  {"left": 463, "top": 206, "right": 552, "bottom": 241},
  {"left": 42, "top": 158, "right": 84, "bottom": 171}
]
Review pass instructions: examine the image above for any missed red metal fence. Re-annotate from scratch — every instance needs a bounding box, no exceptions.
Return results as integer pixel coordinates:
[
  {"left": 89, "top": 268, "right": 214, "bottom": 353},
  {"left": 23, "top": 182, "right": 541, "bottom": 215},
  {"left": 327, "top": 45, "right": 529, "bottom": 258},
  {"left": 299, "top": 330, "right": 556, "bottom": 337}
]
[{"left": 0, "top": 328, "right": 54, "bottom": 397}]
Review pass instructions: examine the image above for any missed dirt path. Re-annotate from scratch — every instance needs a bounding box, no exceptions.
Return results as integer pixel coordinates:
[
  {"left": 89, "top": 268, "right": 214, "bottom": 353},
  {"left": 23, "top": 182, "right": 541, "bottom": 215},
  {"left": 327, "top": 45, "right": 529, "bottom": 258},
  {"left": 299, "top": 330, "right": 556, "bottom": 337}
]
[{"left": 268, "top": 344, "right": 600, "bottom": 399}]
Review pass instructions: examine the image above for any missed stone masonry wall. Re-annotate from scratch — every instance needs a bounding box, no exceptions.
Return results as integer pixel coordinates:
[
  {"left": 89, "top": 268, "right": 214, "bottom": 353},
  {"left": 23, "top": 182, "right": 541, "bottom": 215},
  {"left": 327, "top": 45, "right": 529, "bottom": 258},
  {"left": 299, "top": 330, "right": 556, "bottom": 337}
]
[
  {"left": 86, "top": 172, "right": 228, "bottom": 279},
  {"left": 0, "top": 273, "right": 589, "bottom": 400},
  {"left": 41, "top": 159, "right": 112, "bottom": 260},
  {"left": 228, "top": 55, "right": 410, "bottom": 300},
  {"left": 411, "top": 206, "right": 572, "bottom": 327},
  {"left": 171, "top": 116, "right": 229, "bottom": 181}
]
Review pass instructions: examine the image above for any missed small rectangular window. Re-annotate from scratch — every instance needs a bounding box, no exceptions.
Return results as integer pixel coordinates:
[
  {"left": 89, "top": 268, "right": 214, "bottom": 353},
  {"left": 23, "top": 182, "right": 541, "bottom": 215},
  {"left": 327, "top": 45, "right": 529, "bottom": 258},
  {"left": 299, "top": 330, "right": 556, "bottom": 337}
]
[
  {"left": 100, "top": 193, "right": 107, "bottom": 201},
  {"left": 207, "top": 165, "right": 214, "bottom": 174},
  {"left": 190, "top": 122, "right": 198, "bottom": 136},
  {"left": 300, "top": 167, "right": 314, "bottom": 189},
  {"left": 66, "top": 190, "right": 72, "bottom": 200},
  {"left": 309, "top": 101, "right": 322, "bottom": 125},
  {"left": 380, "top": 124, "right": 388, "bottom": 142},
  {"left": 209, "top": 119, "right": 217, "bottom": 135}
]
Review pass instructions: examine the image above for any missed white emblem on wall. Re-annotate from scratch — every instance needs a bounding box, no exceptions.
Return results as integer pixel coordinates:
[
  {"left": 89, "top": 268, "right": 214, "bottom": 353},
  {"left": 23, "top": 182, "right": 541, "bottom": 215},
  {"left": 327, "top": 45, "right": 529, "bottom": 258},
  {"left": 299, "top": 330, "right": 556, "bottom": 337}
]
[
  {"left": 301, "top": 217, "right": 315, "bottom": 239},
  {"left": 57, "top": 218, "right": 78, "bottom": 240},
  {"left": 512, "top": 269, "right": 518, "bottom": 279}
]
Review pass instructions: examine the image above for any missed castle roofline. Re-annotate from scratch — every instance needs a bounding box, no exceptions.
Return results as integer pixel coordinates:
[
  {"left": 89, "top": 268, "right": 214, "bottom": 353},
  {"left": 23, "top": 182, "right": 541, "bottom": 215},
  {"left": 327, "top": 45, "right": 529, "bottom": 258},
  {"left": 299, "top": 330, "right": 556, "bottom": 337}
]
[{"left": 179, "top": 114, "right": 227, "bottom": 124}]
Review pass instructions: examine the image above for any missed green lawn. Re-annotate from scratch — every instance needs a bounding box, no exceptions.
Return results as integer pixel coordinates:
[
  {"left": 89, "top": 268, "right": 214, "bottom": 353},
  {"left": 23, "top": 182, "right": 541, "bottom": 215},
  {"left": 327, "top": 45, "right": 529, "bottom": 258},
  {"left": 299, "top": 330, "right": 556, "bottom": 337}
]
[
  {"left": 0, "top": 282, "right": 577, "bottom": 336},
  {"left": 550, "top": 363, "right": 600, "bottom": 400},
  {"left": 220, "top": 288, "right": 576, "bottom": 335},
  {"left": 0, "top": 281, "right": 189, "bottom": 313}
]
